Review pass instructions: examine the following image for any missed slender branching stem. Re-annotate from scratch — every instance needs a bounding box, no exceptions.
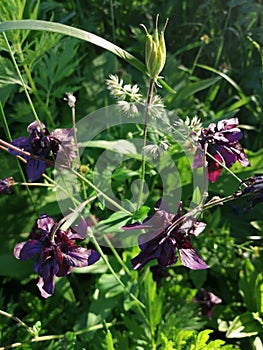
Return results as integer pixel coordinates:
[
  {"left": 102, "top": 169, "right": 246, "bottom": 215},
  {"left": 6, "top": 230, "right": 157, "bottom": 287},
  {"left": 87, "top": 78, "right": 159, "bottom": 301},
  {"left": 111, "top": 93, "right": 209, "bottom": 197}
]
[{"left": 137, "top": 78, "right": 155, "bottom": 209}]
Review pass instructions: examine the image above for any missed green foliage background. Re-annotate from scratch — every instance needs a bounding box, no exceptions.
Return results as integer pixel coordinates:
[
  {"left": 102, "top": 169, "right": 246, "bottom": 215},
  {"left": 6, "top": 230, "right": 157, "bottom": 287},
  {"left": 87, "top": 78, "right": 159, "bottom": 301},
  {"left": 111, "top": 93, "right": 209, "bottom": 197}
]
[{"left": 0, "top": 0, "right": 263, "bottom": 349}]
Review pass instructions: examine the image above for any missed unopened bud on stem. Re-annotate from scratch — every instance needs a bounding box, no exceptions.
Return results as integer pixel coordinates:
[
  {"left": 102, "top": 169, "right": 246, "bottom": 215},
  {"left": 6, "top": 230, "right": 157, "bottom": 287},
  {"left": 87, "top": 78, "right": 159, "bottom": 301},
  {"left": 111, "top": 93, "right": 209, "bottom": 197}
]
[{"left": 141, "top": 15, "right": 168, "bottom": 81}]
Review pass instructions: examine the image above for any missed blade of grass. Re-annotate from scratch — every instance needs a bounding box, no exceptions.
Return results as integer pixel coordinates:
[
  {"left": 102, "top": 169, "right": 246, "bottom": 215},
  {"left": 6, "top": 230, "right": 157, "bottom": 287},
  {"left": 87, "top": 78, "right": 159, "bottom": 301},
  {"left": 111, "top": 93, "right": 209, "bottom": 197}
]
[
  {"left": 0, "top": 19, "right": 175, "bottom": 93},
  {"left": 196, "top": 64, "right": 255, "bottom": 114}
]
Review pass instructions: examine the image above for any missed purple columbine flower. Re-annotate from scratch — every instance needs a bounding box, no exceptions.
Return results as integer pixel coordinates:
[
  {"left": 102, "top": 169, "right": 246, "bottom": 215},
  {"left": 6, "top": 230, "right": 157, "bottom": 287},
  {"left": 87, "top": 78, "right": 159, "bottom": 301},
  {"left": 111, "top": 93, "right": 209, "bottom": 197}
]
[
  {"left": 10, "top": 121, "right": 76, "bottom": 181},
  {"left": 14, "top": 214, "right": 100, "bottom": 298},
  {"left": 234, "top": 175, "right": 263, "bottom": 209},
  {"left": 194, "top": 288, "right": 222, "bottom": 318},
  {"left": 122, "top": 199, "right": 208, "bottom": 271},
  {"left": 193, "top": 118, "right": 250, "bottom": 182},
  {"left": 0, "top": 177, "right": 15, "bottom": 194}
]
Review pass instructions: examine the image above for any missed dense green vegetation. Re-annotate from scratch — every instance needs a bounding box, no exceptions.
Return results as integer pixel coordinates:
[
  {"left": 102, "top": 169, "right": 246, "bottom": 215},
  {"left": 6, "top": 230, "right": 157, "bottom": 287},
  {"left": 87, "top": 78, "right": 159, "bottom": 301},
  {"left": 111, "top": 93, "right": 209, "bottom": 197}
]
[{"left": 0, "top": 1, "right": 263, "bottom": 349}]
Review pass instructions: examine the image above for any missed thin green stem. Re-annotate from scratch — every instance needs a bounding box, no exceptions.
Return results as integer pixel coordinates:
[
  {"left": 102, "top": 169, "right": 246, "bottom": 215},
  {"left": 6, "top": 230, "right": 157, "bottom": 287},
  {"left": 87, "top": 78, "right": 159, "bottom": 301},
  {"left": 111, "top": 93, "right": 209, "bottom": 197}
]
[
  {"left": 2, "top": 32, "right": 42, "bottom": 127},
  {"left": 202, "top": 194, "right": 235, "bottom": 211},
  {"left": 0, "top": 309, "right": 36, "bottom": 337},
  {"left": 137, "top": 78, "right": 155, "bottom": 209},
  {"left": 214, "top": 7, "right": 231, "bottom": 68},
  {"left": 15, "top": 182, "right": 54, "bottom": 187},
  {"left": 190, "top": 42, "right": 205, "bottom": 76},
  {"left": 0, "top": 102, "right": 12, "bottom": 142},
  {"left": 103, "top": 234, "right": 132, "bottom": 276},
  {"left": 0, "top": 322, "right": 115, "bottom": 349},
  {"left": 70, "top": 168, "right": 131, "bottom": 215},
  {"left": 90, "top": 231, "right": 146, "bottom": 312}
]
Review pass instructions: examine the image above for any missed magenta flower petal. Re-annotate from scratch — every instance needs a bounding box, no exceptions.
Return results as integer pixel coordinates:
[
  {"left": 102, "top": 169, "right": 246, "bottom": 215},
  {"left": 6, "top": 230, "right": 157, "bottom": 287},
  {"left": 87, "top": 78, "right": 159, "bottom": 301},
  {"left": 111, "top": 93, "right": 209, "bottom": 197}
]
[{"left": 207, "top": 154, "right": 223, "bottom": 182}]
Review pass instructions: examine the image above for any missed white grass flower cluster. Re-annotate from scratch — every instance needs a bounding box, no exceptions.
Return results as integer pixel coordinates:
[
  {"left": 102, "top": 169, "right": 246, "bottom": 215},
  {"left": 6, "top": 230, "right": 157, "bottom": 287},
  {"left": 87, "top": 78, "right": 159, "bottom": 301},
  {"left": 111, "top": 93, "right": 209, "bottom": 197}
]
[
  {"left": 173, "top": 116, "right": 202, "bottom": 138},
  {"left": 148, "top": 95, "right": 166, "bottom": 120},
  {"left": 143, "top": 140, "right": 170, "bottom": 159},
  {"left": 106, "top": 74, "right": 142, "bottom": 102},
  {"left": 184, "top": 115, "right": 202, "bottom": 135},
  {"left": 106, "top": 74, "right": 166, "bottom": 120},
  {"left": 106, "top": 74, "right": 143, "bottom": 118},
  {"left": 173, "top": 116, "right": 202, "bottom": 153}
]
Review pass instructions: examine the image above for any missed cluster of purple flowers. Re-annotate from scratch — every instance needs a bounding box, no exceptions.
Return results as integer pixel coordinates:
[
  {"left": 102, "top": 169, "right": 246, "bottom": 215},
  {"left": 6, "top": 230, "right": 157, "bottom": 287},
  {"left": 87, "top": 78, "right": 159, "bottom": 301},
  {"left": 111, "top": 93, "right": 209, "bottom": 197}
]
[{"left": 3, "top": 116, "right": 263, "bottom": 298}]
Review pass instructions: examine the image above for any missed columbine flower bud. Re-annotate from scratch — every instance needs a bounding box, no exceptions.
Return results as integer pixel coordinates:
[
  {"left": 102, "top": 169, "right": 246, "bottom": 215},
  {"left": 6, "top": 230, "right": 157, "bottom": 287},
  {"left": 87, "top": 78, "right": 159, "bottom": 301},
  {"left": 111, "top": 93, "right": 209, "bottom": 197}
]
[{"left": 141, "top": 16, "right": 168, "bottom": 80}]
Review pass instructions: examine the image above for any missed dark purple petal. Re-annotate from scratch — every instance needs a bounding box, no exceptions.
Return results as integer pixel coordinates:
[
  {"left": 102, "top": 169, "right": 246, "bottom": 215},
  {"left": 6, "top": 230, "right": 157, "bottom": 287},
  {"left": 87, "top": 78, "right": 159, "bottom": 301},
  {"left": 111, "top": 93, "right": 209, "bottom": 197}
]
[
  {"left": 194, "top": 288, "right": 222, "bottom": 318},
  {"left": 63, "top": 247, "right": 100, "bottom": 267},
  {"left": 37, "top": 214, "right": 56, "bottom": 233},
  {"left": 190, "top": 221, "right": 206, "bottom": 236},
  {"left": 123, "top": 207, "right": 174, "bottom": 237},
  {"left": 138, "top": 231, "right": 163, "bottom": 247},
  {"left": 35, "top": 256, "right": 59, "bottom": 297},
  {"left": 157, "top": 238, "right": 178, "bottom": 267},
  {"left": 26, "top": 159, "right": 48, "bottom": 181},
  {"left": 14, "top": 240, "right": 42, "bottom": 260},
  {"left": 217, "top": 117, "right": 238, "bottom": 131},
  {"left": 56, "top": 264, "right": 73, "bottom": 277},
  {"left": 179, "top": 247, "right": 208, "bottom": 270},
  {"left": 207, "top": 154, "right": 223, "bottom": 182},
  {"left": 9, "top": 136, "right": 31, "bottom": 156},
  {"left": 37, "top": 277, "right": 52, "bottom": 298},
  {"left": 180, "top": 217, "right": 206, "bottom": 237},
  {"left": 216, "top": 145, "right": 237, "bottom": 168},
  {"left": 27, "top": 121, "right": 46, "bottom": 133},
  {"left": 131, "top": 244, "right": 161, "bottom": 270},
  {"left": 221, "top": 129, "right": 243, "bottom": 142},
  {"left": 50, "top": 128, "right": 71, "bottom": 141},
  {"left": 69, "top": 218, "right": 88, "bottom": 239},
  {"left": 233, "top": 142, "right": 250, "bottom": 166}
]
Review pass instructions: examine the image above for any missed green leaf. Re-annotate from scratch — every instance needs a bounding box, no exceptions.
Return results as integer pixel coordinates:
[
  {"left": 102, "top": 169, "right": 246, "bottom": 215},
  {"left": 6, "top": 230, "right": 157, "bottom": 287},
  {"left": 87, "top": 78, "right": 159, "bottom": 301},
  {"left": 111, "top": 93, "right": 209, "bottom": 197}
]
[
  {"left": 80, "top": 139, "right": 138, "bottom": 155},
  {"left": 143, "top": 271, "right": 163, "bottom": 332},
  {"left": 192, "top": 329, "right": 213, "bottom": 350},
  {"left": 238, "top": 260, "right": 258, "bottom": 311},
  {"left": 174, "top": 77, "right": 221, "bottom": 103},
  {"left": 0, "top": 19, "right": 176, "bottom": 92},
  {"left": 0, "top": 20, "right": 145, "bottom": 72},
  {"left": 105, "top": 328, "right": 115, "bottom": 350},
  {"left": 192, "top": 186, "right": 202, "bottom": 206},
  {"left": 226, "top": 312, "right": 263, "bottom": 338}
]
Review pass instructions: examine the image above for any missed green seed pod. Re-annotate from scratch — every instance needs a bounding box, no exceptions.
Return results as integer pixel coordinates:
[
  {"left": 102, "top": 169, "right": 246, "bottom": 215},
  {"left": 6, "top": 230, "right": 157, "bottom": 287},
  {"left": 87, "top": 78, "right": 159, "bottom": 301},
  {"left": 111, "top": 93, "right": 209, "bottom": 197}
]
[{"left": 141, "top": 17, "right": 168, "bottom": 80}]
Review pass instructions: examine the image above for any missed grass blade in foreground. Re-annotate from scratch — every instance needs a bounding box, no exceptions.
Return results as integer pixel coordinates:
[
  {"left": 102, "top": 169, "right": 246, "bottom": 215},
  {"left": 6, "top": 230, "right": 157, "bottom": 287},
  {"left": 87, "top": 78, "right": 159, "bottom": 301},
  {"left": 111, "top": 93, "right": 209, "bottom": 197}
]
[{"left": 0, "top": 19, "right": 175, "bottom": 93}]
